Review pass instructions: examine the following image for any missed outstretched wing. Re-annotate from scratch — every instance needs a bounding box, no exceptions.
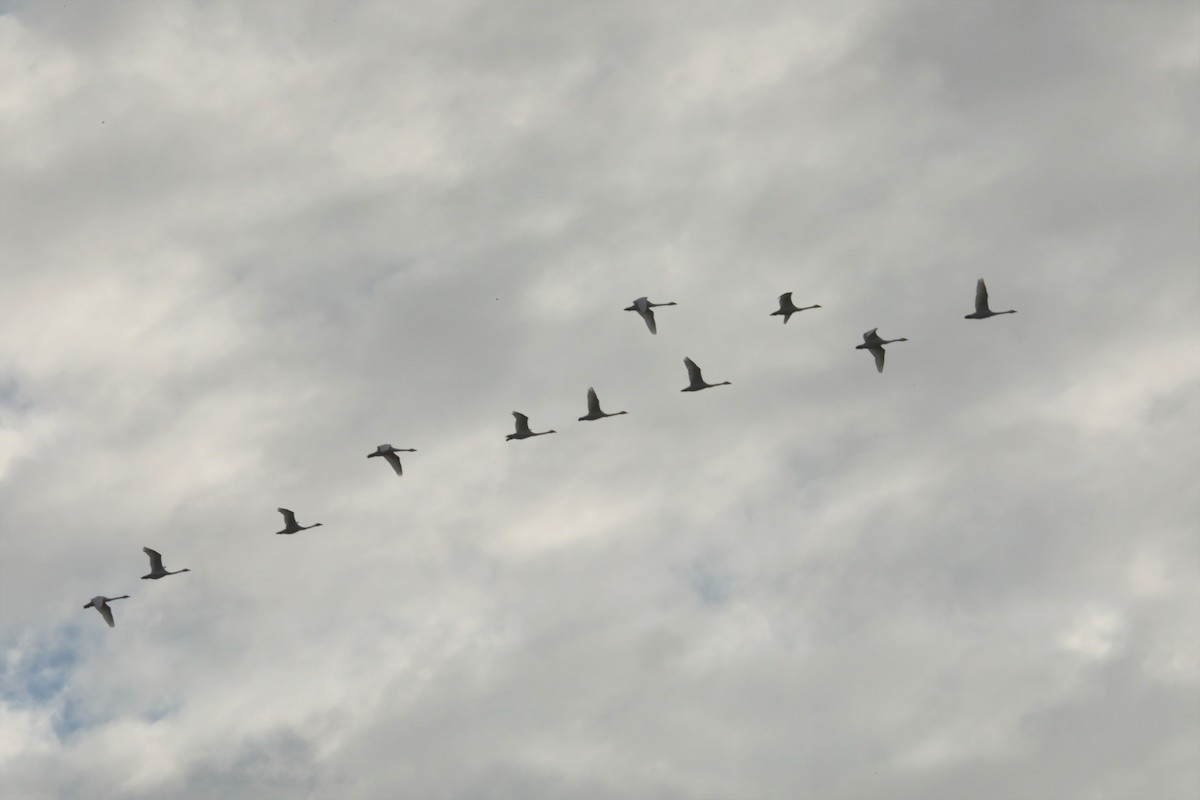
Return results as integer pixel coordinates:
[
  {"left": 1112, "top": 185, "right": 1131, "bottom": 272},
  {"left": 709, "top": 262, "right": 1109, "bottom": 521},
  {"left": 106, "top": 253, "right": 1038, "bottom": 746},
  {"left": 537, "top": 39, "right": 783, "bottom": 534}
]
[
  {"left": 683, "top": 357, "right": 703, "bottom": 385},
  {"left": 586, "top": 387, "right": 602, "bottom": 416},
  {"left": 277, "top": 508, "right": 298, "bottom": 528},
  {"left": 868, "top": 345, "right": 886, "bottom": 373},
  {"left": 974, "top": 278, "right": 990, "bottom": 315},
  {"left": 142, "top": 547, "right": 164, "bottom": 572},
  {"left": 512, "top": 412, "right": 531, "bottom": 435},
  {"left": 382, "top": 451, "right": 404, "bottom": 476},
  {"left": 862, "top": 328, "right": 880, "bottom": 345},
  {"left": 96, "top": 601, "right": 115, "bottom": 628},
  {"left": 637, "top": 306, "right": 657, "bottom": 334}
]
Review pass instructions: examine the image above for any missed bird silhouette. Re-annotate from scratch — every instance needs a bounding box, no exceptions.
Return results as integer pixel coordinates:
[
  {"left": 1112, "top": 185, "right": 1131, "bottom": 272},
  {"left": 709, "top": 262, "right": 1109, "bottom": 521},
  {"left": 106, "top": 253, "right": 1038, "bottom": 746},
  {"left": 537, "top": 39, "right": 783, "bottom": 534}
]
[
  {"left": 856, "top": 328, "right": 908, "bottom": 373},
  {"left": 770, "top": 292, "right": 821, "bottom": 324},
  {"left": 624, "top": 297, "right": 677, "bottom": 335},
  {"left": 964, "top": 278, "right": 1017, "bottom": 319},
  {"left": 681, "top": 357, "right": 732, "bottom": 391},
  {"left": 141, "top": 547, "right": 190, "bottom": 580},
  {"left": 507, "top": 412, "right": 556, "bottom": 440},
  {"left": 275, "top": 508, "right": 323, "bottom": 535},
  {"left": 368, "top": 444, "right": 417, "bottom": 476}
]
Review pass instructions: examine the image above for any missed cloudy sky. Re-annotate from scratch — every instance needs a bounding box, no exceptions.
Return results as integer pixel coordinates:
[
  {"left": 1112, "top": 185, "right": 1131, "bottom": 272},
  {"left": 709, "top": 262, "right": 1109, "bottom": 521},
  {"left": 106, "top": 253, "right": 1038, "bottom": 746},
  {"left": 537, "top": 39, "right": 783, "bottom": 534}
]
[{"left": 1, "top": 1, "right": 1197, "bottom": 798}]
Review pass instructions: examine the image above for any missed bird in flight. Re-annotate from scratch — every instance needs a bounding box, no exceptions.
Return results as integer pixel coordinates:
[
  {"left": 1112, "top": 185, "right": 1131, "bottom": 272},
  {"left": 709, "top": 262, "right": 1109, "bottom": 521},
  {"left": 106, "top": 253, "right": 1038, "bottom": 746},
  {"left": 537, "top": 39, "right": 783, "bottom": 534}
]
[
  {"left": 507, "top": 412, "right": 556, "bottom": 441},
  {"left": 624, "top": 296, "right": 677, "bottom": 335},
  {"left": 964, "top": 278, "right": 1016, "bottom": 319},
  {"left": 368, "top": 444, "right": 417, "bottom": 476},
  {"left": 141, "top": 547, "right": 190, "bottom": 580},
  {"left": 83, "top": 595, "right": 130, "bottom": 628},
  {"left": 578, "top": 387, "right": 628, "bottom": 422},
  {"left": 770, "top": 292, "right": 821, "bottom": 324},
  {"left": 856, "top": 328, "right": 908, "bottom": 373},
  {"left": 681, "top": 357, "right": 732, "bottom": 392},
  {"left": 276, "top": 508, "right": 323, "bottom": 535}
]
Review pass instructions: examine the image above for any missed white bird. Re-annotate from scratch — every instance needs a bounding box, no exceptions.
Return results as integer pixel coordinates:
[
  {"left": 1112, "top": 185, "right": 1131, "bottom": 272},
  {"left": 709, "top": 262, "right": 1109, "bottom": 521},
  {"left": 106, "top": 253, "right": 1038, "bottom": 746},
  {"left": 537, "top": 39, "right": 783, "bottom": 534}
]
[
  {"left": 368, "top": 444, "right": 417, "bottom": 476},
  {"left": 770, "top": 292, "right": 821, "bottom": 323},
  {"left": 83, "top": 595, "right": 129, "bottom": 628},
  {"left": 964, "top": 278, "right": 1016, "bottom": 319},
  {"left": 507, "top": 411, "right": 556, "bottom": 440},
  {"left": 276, "top": 507, "right": 323, "bottom": 535},
  {"left": 141, "top": 547, "right": 190, "bottom": 580},
  {"left": 578, "top": 387, "right": 628, "bottom": 422},
  {"left": 681, "top": 357, "right": 732, "bottom": 392},
  {"left": 856, "top": 328, "right": 909, "bottom": 373},
  {"left": 624, "top": 296, "right": 677, "bottom": 335}
]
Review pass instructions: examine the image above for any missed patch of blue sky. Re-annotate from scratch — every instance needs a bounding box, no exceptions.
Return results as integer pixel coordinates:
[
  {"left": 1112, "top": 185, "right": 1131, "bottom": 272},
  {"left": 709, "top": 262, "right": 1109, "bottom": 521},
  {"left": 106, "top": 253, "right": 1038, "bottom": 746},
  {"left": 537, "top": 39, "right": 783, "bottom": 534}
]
[
  {"left": 0, "top": 624, "right": 102, "bottom": 740},
  {"left": 0, "top": 0, "right": 28, "bottom": 19},
  {"left": 688, "top": 558, "right": 732, "bottom": 608},
  {"left": 141, "top": 698, "right": 181, "bottom": 725},
  {"left": 52, "top": 692, "right": 89, "bottom": 740},
  {"left": 0, "top": 375, "right": 33, "bottom": 413},
  {"left": 0, "top": 625, "right": 82, "bottom": 707}
]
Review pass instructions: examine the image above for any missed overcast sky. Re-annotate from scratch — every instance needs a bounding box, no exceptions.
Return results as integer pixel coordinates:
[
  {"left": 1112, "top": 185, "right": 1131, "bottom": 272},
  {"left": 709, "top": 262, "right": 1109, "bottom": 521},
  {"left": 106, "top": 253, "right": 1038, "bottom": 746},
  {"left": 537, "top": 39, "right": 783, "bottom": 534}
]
[{"left": 1, "top": 1, "right": 1198, "bottom": 798}]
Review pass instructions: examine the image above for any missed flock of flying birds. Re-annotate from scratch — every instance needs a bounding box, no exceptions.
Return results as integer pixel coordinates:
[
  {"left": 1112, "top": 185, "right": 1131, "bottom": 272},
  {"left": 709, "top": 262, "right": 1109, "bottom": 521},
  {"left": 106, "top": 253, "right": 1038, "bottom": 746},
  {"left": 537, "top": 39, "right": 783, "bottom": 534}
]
[{"left": 81, "top": 278, "right": 1016, "bottom": 629}]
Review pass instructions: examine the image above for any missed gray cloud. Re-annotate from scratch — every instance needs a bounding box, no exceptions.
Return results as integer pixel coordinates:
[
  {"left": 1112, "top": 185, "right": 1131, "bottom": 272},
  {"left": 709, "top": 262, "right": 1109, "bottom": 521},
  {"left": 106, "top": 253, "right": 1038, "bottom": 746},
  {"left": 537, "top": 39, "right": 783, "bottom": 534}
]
[{"left": 1, "top": 1, "right": 1197, "bottom": 798}]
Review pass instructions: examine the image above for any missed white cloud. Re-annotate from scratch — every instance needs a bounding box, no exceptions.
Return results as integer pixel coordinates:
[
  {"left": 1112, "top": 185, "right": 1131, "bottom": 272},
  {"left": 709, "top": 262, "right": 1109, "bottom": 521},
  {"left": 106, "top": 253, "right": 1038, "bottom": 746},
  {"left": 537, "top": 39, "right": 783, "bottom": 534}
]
[{"left": 1, "top": 1, "right": 1197, "bottom": 798}]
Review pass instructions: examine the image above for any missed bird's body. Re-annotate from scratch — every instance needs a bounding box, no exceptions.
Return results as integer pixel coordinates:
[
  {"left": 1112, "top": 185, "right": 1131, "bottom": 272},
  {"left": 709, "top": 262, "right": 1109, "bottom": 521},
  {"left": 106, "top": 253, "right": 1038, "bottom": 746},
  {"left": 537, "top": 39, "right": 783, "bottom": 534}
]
[
  {"left": 770, "top": 292, "right": 821, "bottom": 324},
  {"left": 964, "top": 278, "right": 1016, "bottom": 319},
  {"left": 83, "top": 595, "right": 129, "bottom": 628},
  {"left": 855, "top": 328, "right": 909, "bottom": 373},
  {"left": 141, "top": 547, "right": 190, "bottom": 580},
  {"left": 275, "top": 507, "right": 323, "bottom": 535},
  {"left": 681, "top": 357, "right": 732, "bottom": 392},
  {"left": 624, "top": 296, "right": 677, "bottom": 335},
  {"left": 507, "top": 412, "right": 556, "bottom": 440},
  {"left": 578, "top": 387, "right": 628, "bottom": 422},
  {"left": 368, "top": 443, "right": 417, "bottom": 476}
]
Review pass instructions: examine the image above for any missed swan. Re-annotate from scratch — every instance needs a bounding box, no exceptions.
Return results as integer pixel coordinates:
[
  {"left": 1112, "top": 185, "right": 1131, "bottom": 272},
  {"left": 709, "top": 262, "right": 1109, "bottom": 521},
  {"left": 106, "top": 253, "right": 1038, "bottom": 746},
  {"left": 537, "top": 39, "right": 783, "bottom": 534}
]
[
  {"left": 368, "top": 444, "right": 417, "bottom": 476},
  {"left": 141, "top": 547, "right": 190, "bottom": 580},
  {"left": 507, "top": 411, "right": 556, "bottom": 440},
  {"left": 579, "top": 387, "right": 628, "bottom": 421},
  {"left": 856, "top": 328, "right": 908, "bottom": 373},
  {"left": 83, "top": 595, "right": 129, "bottom": 628},
  {"left": 276, "top": 507, "right": 323, "bottom": 534},
  {"left": 770, "top": 292, "right": 821, "bottom": 323},
  {"left": 964, "top": 278, "right": 1016, "bottom": 319},
  {"left": 681, "top": 357, "right": 731, "bottom": 391},
  {"left": 624, "top": 297, "right": 677, "bottom": 335}
]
